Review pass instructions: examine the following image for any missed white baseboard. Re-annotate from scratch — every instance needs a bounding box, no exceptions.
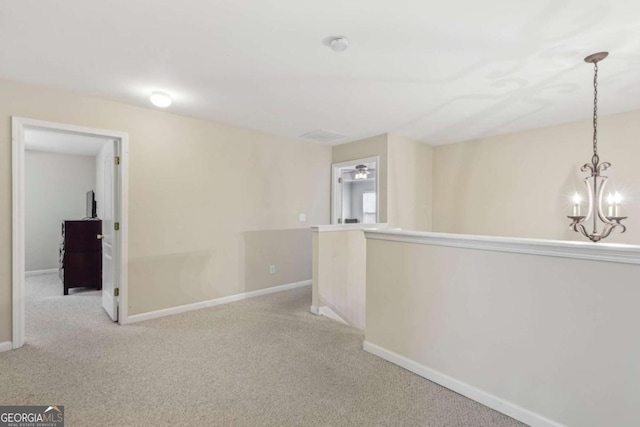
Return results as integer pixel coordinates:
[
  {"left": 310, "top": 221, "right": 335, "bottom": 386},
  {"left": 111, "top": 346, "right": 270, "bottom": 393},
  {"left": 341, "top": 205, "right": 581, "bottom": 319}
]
[
  {"left": 25, "top": 268, "right": 57, "bottom": 277},
  {"left": 0, "top": 341, "right": 13, "bottom": 353},
  {"left": 363, "top": 341, "right": 563, "bottom": 427},
  {"left": 318, "top": 306, "right": 348, "bottom": 324},
  {"left": 309, "top": 305, "right": 348, "bottom": 325},
  {"left": 127, "top": 280, "right": 312, "bottom": 325}
]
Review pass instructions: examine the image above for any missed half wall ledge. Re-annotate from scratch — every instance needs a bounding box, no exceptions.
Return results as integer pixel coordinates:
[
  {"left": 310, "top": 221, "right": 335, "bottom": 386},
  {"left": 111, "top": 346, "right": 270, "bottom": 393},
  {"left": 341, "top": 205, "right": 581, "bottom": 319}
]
[
  {"left": 364, "top": 229, "right": 640, "bottom": 265},
  {"left": 311, "top": 223, "right": 390, "bottom": 233}
]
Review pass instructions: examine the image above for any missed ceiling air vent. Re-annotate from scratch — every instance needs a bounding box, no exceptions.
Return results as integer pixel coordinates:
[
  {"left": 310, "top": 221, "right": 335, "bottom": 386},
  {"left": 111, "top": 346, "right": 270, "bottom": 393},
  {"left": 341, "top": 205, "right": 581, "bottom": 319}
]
[{"left": 298, "top": 129, "right": 346, "bottom": 143}]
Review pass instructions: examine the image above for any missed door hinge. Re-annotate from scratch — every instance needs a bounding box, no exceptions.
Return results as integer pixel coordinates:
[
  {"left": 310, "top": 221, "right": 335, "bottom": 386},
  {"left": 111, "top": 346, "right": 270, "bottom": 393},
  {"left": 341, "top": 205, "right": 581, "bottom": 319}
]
[
  {"left": 114, "top": 288, "right": 120, "bottom": 297},
  {"left": 338, "top": 177, "right": 342, "bottom": 184},
  {"left": 114, "top": 156, "right": 120, "bottom": 165},
  {"left": 114, "top": 222, "right": 120, "bottom": 231}
]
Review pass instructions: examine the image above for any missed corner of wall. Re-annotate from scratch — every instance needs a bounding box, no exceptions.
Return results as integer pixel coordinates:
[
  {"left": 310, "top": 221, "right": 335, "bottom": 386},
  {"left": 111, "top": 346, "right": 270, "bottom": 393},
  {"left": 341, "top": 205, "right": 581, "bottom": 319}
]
[{"left": 386, "top": 134, "right": 434, "bottom": 231}]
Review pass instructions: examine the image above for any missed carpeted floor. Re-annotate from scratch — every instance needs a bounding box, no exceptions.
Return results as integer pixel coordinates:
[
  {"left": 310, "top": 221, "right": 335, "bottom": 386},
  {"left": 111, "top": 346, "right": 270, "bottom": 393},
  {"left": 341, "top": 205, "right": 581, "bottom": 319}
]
[{"left": 0, "top": 273, "right": 526, "bottom": 426}]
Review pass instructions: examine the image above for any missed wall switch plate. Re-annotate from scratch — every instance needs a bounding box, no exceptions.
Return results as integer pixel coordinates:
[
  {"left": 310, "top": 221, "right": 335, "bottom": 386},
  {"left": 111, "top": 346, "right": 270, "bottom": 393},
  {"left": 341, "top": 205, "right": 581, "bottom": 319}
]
[
  {"left": 269, "top": 265, "right": 276, "bottom": 274},
  {"left": 299, "top": 213, "right": 306, "bottom": 222}
]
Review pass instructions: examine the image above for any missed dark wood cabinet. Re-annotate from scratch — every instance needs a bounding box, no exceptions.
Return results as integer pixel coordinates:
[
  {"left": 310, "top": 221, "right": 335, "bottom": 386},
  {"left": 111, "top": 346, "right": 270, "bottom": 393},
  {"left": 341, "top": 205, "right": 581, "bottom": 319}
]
[{"left": 59, "top": 220, "right": 102, "bottom": 295}]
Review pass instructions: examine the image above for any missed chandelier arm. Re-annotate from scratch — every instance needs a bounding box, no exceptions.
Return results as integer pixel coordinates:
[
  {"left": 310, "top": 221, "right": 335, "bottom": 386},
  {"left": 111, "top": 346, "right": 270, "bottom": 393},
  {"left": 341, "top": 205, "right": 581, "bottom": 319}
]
[
  {"left": 571, "top": 221, "right": 585, "bottom": 234},
  {"left": 594, "top": 174, "right": 616, "bottom": 226},
  {"left": 597, "top": 162, "right": 611, "bottom": 174},
  {"left": 598, "top": 222, "right": 619, "bottom": 241},
  {"left": 582, "top": 175, "right": 595, "bottom": 223},
  {"left": 573, "top": 222, "right": 599, "bottom": 242},
  {"left": 581, "top": 163, "right": 595, "bottom": 173},
  {"left": 618, "top": 222, "right": 627, "bottom": 234}
]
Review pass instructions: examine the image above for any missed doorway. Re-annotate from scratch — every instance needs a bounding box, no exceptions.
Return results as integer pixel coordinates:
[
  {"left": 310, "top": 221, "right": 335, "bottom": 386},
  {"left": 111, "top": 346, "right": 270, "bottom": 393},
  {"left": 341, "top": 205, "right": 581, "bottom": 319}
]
[
  {"left": 12, "top": 117, "right": 129, "bottom": 349},
  {"left": 331, "top": 157, "right": 379, "bottom": 225}
]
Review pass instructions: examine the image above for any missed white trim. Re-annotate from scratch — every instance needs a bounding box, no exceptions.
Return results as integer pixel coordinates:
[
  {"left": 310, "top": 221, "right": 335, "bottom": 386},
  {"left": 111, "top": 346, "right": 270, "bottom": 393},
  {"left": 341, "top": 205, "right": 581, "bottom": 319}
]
[
  {"left": 25, "top": 268, "right": 58, "bottom": 277},
  {"left": 330, "top": 157, "right": 373, "bottom": 169},
  {"left": 13, "top": 117, "right": 129, "bottom": 140},
  {"left": 311, "top": 223, "right": 390, "bottom": 233},
  {"left": 11, "top": 117, "right": 130, "bottom": 350},
  {"left": 331, "top": 156, "right": 380, "bottom": 170},
  {"left": 363, "top": 341, "right": 564, "bottom": 427},
  {"left": 364, "top": 229, "right": 640, "bottom": 265},
  {"left": 127, "top": 280, "right": 311, "bottom": 324},
  {"left": 12, "top": 118, "right": 25, "bottom": 349},
  {"left": 117, "top": 133, "right": 130, "bottom": 326},
  {"left": 310, "top": 304, "right": 349, "bottom": 325},
  {"left": 0, "top": 342, "right": 13, "bottom": 353},
  {"left": 318, "top": 306, "right": 348, "bottom": 324}
]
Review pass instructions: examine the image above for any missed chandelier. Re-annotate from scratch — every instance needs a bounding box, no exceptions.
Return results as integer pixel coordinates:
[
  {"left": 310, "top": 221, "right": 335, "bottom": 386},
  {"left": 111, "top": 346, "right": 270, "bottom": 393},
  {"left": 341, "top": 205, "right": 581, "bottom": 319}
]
[{"left": 568, "top": 52, "right": 627, "bottom": 242}]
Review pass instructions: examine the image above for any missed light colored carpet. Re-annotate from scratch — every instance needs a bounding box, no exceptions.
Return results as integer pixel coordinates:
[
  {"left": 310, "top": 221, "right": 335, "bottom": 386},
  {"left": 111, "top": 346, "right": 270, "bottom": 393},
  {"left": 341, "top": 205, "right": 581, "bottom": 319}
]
[{"left": 0, "top": 273, "right": 526, "bottom": 427}]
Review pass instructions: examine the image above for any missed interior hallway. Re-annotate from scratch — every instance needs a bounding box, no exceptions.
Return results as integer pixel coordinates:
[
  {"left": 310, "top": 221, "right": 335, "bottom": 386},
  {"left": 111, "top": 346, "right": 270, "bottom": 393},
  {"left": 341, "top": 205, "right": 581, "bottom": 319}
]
[{"left": 1, "top": 273, "right": 524, "bottom": 426}]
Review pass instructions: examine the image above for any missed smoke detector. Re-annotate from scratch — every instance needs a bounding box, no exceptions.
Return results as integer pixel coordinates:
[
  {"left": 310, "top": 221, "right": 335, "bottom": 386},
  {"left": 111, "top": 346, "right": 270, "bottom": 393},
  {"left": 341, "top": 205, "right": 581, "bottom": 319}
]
[{"left": 330, "top": 36, "right": 349, "bottom": 52}]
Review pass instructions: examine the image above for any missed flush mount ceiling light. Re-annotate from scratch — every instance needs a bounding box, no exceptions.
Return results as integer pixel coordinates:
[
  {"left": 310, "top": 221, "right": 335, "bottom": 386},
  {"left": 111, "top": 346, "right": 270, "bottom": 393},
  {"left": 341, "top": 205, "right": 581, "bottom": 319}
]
[
  {"left": 567, "top": 52, "right": 627, "bottom": 242},
  {"left": 354, "top": 164, "right": 370, "bottom": 180},
  {"left": 149, "top": 91, "right": 172, "bottom": 108},
  {"left": 329, "top": 36, "right": 349, "bottom": 52}
]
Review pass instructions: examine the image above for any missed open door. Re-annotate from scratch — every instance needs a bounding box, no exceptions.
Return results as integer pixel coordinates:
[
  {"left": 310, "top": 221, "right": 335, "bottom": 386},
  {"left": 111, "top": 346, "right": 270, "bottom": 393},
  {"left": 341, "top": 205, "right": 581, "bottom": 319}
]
[
  {"left": 99, "top": 140, "right": 118, "bottom": 321},
  {"left": 12, "top": 117, "right": 129, "bottom": 348}
]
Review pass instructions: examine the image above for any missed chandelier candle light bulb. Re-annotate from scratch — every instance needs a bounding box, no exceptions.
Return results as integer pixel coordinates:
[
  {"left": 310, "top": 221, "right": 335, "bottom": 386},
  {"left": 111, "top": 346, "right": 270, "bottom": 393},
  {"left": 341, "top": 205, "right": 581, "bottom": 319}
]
[
  {"left": 572, "top": 193, "right": 582, "bottom": 216},
  {"left": 607, "top": 194, "right": 615, "bottom": 217},
  {"left": 606, "top": 193, "right": 623, "bottom": 217},
  {"left": 614, "top": 192, "right": 623, "bottom": 217}
]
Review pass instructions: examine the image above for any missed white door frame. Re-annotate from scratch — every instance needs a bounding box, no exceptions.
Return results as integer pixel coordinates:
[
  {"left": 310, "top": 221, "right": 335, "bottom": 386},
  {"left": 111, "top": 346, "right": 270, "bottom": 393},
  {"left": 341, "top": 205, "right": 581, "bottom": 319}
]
[
  {"left": 331, "top": 156, "right": 379, "bottom": 224},
  {"left": 11, "top": 116, "right": 130, "bottom": 349}
]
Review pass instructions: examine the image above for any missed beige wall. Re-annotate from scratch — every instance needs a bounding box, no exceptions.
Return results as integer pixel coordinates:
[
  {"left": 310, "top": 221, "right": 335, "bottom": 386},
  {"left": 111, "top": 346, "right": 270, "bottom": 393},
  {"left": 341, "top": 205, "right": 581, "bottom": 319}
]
[
  {"left": 432, "top": 110, "right": 640, "bottom": 244},
  {"left": 0, "top": 79, "right": 331, "bottom": 342},
  {"left": 387, "top": 134, "right": 433, "bottom": 231},
  {"left": 312, "top": 228, "right": 369, "bottom": 329},
  {"left": 25, "top": 151, "right": 96, "bottom": 271},
  {"left": 366, "top": 236, "right": 640, "bottom": 427},
  {"left": 243, "top": 229, "right": 312, "bottom": 292}
]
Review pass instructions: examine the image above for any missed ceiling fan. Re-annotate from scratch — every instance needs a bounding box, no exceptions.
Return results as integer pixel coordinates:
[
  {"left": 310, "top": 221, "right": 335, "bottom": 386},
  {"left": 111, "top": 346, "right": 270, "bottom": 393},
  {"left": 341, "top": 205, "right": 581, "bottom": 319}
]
[{"left": 353, "top": 164, "right": 374, "bottom": 180}]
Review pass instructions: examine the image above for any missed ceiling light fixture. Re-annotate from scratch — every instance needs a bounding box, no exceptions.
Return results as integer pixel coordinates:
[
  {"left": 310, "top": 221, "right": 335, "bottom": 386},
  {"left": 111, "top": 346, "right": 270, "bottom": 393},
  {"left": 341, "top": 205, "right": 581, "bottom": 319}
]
[
  {"left": 330, "top": 36, "right": 349, "bottom": 52},
  {"left": 568, "top": 52, "right": 627, "bottom": 242},
  {"left": 149, "top": 91, "right": 172, "bottom": 108},
  {"left": 354, "top": 164, "right": 369, "bottom": 180}
]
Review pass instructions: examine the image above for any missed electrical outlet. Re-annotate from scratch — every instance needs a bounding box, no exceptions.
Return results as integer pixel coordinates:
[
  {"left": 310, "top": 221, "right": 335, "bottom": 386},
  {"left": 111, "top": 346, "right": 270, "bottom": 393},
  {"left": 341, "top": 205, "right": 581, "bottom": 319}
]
[
  {"left": 269, "top": 265, "right": 276, "bottom": 274},
  {"left": 298, "top": 213, "right": 306, "bottom": 222}
]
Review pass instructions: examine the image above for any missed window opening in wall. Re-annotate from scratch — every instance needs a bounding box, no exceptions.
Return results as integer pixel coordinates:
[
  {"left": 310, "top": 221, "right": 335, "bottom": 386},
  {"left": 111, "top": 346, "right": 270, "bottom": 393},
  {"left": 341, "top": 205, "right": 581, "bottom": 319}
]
[{"left": 331, "top": 157, "right": 378, "bottom": 225}]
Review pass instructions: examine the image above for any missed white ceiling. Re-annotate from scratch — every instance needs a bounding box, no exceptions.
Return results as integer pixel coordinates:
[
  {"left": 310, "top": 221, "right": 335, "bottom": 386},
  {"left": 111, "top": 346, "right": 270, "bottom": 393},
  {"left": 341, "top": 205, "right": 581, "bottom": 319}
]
[
  {"left": 25, "top": 128, "right": 109, "bottom": 156},
  {"left": 2, "top": 0, "right": 640, "bottom": 146}
]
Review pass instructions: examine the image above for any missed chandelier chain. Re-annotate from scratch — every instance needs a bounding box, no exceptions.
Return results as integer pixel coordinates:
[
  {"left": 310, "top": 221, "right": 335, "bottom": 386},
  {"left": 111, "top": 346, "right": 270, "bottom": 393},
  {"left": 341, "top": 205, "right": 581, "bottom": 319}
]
[{"left": 592, "top": 62, "right": 598, "bottom": 159}]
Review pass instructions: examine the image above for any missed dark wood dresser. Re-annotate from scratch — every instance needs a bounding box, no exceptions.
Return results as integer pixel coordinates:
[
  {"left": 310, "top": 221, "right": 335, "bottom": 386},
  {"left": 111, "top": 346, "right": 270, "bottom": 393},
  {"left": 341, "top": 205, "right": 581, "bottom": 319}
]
[{"left": 59, "top": 220, "right": 102, "bottom": 295}]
